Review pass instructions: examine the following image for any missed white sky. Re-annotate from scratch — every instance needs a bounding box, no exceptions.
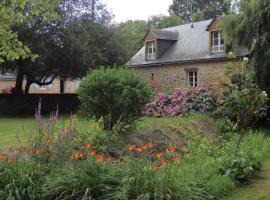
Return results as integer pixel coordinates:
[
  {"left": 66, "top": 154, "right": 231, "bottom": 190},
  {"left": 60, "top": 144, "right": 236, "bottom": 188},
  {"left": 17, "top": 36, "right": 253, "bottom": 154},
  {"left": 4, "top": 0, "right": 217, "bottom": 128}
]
[{"left": 103, "top": 0, "right": 173, "bottom": 23}]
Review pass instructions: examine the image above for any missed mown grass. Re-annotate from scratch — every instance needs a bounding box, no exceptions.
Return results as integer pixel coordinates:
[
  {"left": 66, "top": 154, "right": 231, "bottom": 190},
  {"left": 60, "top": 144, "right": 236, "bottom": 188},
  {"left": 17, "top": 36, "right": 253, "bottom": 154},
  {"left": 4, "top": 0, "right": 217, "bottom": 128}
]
[{"left": 0, "top": 117, "right": 35, "bottom": 150}]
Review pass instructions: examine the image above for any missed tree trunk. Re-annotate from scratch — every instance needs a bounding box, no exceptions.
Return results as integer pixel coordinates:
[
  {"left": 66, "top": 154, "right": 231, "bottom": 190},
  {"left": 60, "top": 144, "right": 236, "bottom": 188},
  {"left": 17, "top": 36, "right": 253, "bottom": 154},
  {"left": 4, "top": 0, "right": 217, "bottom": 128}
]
[
  {"left": 14, "top": 65, "right": 24, "bottom": 94},
  {"left": 24, "top": 81, "right": 32, "bottom": 94}
]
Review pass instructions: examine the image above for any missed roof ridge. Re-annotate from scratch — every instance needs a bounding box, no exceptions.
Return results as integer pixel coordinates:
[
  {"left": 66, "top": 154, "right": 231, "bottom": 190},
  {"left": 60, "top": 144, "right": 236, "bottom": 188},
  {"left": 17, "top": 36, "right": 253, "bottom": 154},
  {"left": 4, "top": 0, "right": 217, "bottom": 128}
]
[{"left": 161, "top": 19, "right": 213, "bottom": 30}]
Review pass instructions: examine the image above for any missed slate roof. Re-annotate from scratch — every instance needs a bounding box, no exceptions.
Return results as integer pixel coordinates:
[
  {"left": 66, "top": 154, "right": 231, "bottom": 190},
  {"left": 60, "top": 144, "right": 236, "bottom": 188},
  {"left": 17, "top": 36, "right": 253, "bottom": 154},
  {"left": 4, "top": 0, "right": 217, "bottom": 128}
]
[
  {"left": 148, "top": 29, "right": 178, "bottom": 40},
  {"left": 127, "top": 19, "right": 247, "bottom": 67}
]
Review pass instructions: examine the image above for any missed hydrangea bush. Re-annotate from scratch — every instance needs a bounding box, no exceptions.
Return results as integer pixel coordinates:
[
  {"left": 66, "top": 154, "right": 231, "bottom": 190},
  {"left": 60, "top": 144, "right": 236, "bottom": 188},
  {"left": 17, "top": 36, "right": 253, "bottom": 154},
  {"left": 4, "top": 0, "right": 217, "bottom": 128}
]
[{"left": 144, "top": 87, "right": 220, "bottom": 117}]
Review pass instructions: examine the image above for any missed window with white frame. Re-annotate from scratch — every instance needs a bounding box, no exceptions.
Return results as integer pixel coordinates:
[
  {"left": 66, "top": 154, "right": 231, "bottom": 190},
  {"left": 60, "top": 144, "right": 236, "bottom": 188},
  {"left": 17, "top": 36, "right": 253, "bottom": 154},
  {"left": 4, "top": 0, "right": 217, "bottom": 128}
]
[
  {"left": 146, "top": 41, "right": 156, "bottom": 60},
  {"left": 188, "top": 71, "right": 198, "bottom": 87},
  {"left": 211, "top": 31, "right": 224, "bottom": 53}
]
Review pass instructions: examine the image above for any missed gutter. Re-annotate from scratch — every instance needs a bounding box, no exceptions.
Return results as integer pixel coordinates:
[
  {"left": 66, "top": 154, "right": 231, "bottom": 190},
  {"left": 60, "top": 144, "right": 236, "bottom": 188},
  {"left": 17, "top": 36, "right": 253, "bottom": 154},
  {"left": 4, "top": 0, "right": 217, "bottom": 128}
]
[{"left": 127, "top": 54, "right": 248, "bottom": 68}]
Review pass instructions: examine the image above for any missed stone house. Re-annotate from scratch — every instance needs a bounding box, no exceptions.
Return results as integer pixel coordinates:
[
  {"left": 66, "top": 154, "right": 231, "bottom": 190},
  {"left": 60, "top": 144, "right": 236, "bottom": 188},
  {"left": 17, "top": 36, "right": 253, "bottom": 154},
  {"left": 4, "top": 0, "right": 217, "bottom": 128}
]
[
  {"left": 0, "top": 73, "right": 79, "bottom": 94},
  {"left": 127, "top": 16, "right": 247, "bottom": 90}
]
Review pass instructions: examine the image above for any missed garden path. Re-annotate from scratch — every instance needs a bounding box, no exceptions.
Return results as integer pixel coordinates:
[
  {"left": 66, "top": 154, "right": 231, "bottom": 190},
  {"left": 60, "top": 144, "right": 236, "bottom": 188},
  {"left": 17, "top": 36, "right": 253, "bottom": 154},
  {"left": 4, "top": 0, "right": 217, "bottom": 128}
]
[{"left": 223, "top": 158, "right": 270, "bottom": 200}]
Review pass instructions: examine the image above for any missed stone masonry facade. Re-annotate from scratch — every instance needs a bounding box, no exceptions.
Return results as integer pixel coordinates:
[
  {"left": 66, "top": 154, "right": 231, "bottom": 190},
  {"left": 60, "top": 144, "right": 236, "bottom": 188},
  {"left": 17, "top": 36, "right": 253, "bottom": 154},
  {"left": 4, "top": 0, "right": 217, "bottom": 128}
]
[{"left": 131, "top": 60, "right": 238, "bottom": 90}]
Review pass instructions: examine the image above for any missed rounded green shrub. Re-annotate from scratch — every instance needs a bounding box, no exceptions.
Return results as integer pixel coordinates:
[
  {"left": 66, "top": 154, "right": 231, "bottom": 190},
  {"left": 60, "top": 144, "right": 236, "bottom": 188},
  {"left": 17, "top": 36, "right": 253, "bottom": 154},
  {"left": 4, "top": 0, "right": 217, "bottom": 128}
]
[{"left": 78, "top": 67, "right": 152, "bottom": 130}]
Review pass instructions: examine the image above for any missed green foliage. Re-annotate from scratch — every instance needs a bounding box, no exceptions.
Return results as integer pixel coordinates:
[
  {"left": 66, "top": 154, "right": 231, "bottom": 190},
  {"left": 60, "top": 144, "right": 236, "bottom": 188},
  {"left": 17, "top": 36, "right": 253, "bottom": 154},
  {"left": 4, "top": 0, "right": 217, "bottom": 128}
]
[
  {"left": 0, "top": 0, "right": 60, "bottom": 63},
  {"left": 222, "top": 0, "right": 270, "bottom": 95},
  {"left": 220, "top": 155, "right": 261, "bottom": 183},
  {"left": 0, "top": 162, "right": 47, "bottom": 200},
  {"left": 42, "top": 160, "right": 121, "bottom": 200},
  {"left": 220, "top": 63, "right": 268, "bottom": 130},
  {"left": 192, "top": 11, "right": 204, "bottom": 22},
  {"left": 148, "top": 14, "right": 182, "bottom": 29},
  {"left": 78, "top": 67, "right": 153, "bottom": 130},
  {"left": 115, "top": 20, "right": 148, "bottom": 58},
  {"left": 169, "top": 0, "right": 231, "bottom": 23},
  {"left": 1, "top": 114, "right": 270, "bottom": 200}
]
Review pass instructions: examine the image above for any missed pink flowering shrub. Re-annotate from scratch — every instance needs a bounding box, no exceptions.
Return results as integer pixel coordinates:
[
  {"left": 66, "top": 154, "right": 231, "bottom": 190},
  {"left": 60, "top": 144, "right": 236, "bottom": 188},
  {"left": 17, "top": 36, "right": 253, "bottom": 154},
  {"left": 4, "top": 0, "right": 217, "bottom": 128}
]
[
  {"left": 144, "top": 87, "right": 220, "bottom": 117},
  {"left": 2, "top": 86, "right": 14, "bottom": 94}
]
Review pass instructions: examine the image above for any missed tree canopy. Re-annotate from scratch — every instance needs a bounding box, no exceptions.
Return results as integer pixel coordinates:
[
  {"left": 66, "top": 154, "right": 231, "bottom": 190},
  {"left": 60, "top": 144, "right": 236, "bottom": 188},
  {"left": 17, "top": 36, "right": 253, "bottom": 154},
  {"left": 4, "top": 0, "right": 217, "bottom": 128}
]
[
  {"left": 222, "top": 0, "right": 270, "bottom": 94},
  {"left": 0, "top": 0, "right": 60, "bottom": 63},
  {"left": 169, "top": 0, "right": 231, "bottom": 23},
  {"left": 1, "top": 0, "right": 127, "bottom": 94}
]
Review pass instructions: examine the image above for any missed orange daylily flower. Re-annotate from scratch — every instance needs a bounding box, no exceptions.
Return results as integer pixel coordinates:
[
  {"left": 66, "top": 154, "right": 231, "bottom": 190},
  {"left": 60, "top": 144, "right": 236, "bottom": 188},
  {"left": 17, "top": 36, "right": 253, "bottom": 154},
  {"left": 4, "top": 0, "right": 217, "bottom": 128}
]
[
  {"left": 154, "top": 152, "right": 164, "bottom": 158},
  {"left": 167, "top": 146, "right": 177, "bottom": 153},
  {"left": 0, "top": 151, "right": 4, "bottom": 160},
  {"left": 145, "top": 142, "right": 155, "bottom": 149},
  {"left": 7, "top": 156, "right": 16, "bottom": 164},
  {"left": 90, "top": 149, "right": 97, "bottom": 155},
  {"left": 84, "top": 143, "right": 93, "bottom": 149},
  {"left": 46, "top": 136, "right": 54, "bottom": 143},
  {"left": 127, "top": 144, "right": 136, "bottom": 151},
  {"left": 171, "top": 156, "right": 181, "bottom": 162},
  {"left": 69, "top": 151, "right": 85, "bottom": 160},
  {"left": 160, "top": 159, "right": 170, "bottom": 166},
  {"left": 136, "top": 147, "right": 143, "bottom": 152},
  {"left": 106, "top": 155, "right": 114, "bottom": 162},
  {"left": 96, "top": 155, "right": 106, "bottom": 164},
  {"left": 142, "top": 145, "right": 148, "bottom": 150},
  {"left": 76, "top": 151, "right": 85, "bottom": 158}
]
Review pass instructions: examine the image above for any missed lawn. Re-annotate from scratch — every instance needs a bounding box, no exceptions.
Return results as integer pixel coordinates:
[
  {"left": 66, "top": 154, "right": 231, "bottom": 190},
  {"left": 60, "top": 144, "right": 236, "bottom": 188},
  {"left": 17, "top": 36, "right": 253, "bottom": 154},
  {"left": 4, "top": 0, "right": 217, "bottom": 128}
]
[{"left": 0, "top": 117, "right": 35, "bottom": 150}]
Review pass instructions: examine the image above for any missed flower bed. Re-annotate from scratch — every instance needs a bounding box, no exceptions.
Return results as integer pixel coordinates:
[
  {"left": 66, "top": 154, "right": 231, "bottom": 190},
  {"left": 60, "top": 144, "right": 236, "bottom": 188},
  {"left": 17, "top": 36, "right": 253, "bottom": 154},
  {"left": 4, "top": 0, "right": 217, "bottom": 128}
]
[{"left": 144, "top": 87, "right": 220, "bottom": 117}]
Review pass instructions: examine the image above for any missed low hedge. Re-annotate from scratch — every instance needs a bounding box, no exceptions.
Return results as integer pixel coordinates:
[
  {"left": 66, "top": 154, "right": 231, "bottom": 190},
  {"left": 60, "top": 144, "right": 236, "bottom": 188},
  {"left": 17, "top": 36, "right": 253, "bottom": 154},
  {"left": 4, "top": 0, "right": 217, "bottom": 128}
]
[{"left": 0, "top": 94, "right": 79, "bottom": 115}]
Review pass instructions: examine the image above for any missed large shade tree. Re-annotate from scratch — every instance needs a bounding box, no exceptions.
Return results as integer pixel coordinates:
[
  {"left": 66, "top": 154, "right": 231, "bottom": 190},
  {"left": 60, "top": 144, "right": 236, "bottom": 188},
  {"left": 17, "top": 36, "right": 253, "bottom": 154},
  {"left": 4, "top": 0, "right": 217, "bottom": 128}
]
[
  {"left": 1, "top": 0, "right": 127, "bottom": 94},
  {"left": 169, "top": 0, "right": 231, "bottom": 23},
  {"left": 222, "top": 0, "right": 270, "bottom": 95}
]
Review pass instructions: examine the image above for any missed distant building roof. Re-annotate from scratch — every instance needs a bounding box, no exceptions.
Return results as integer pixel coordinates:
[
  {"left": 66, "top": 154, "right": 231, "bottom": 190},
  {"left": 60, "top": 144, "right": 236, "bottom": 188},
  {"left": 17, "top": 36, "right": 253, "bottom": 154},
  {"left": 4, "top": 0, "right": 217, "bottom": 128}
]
[
  {"left": 127, "top": 19, "right": 247, "bottom": 67},
  {"left": 0, "top": 73, "right": 16, "bottom": 80}
]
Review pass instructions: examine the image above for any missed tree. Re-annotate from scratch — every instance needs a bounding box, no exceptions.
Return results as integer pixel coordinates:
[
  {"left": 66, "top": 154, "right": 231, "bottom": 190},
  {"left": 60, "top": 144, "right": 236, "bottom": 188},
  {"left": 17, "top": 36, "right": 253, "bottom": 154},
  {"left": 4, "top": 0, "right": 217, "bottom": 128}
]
[
  {"left": 60, "top": 0, "right": 112, "bottom": 25},
  {"left": 1, "top": 0, "right": 126, "bottom": 94},
  {"left": 148, "top": 14, "right": 182, "bottom": 29},
  {"left": 169, "top": 0, "right": 231, "bottom": 23},
  {"left": 0, "top": 0, "right": 60, "bottom": 63},
  {"left": 115, "top": 20, "right": 148, "bottom": 58},
  {"left": 115, "top": 14, "right": 182, "bottom": 58},
  {"left": 222, "top": 0, "right": 270, "bottom": 96}
]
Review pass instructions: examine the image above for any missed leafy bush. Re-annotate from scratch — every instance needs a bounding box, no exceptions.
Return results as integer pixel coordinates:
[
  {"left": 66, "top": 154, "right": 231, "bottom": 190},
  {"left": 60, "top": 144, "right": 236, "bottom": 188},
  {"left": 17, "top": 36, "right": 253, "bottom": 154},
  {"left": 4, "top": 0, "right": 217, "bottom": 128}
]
[
  {"left": 219, "top": 155, "right": 261, "bottom": 183},
  {"left": 220, "top": 63, "right": 268, "bottom": 131},
  {"left": 144, "top": 87, "right": 219, "bottom": 117},
  {"left": 78, "top": 67, "right": 153, "bottom": 130}
]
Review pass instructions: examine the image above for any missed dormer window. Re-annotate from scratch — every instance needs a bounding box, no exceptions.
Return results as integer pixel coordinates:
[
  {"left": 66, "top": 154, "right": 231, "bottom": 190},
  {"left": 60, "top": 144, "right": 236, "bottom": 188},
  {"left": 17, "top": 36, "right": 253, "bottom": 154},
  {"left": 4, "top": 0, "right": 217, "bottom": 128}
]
[
  {"left": 146, "top": 40, "right": 156, "bottom": 60},
  {"left": 211, "top": 31, "right": 224, "bottom": 53}
]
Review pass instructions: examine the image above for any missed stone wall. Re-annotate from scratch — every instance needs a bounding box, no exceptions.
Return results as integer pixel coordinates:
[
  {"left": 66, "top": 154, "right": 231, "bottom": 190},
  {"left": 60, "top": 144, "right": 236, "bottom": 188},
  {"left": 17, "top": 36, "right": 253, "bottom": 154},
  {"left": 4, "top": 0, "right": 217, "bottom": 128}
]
[{"left": 131, "top": 60, "right": 241, "bottom": 90}]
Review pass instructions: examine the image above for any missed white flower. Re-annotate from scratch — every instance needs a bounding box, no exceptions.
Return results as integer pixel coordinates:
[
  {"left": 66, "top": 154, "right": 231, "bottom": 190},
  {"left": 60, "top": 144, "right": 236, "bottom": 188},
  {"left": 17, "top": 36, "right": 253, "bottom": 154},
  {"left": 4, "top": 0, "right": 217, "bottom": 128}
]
[
  {"left": 243, "top": 57, "right": 249, "bottom": 62},
  {"left": 262, "top": 91, "right": 267, "bottom": 97}
]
